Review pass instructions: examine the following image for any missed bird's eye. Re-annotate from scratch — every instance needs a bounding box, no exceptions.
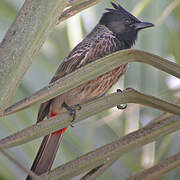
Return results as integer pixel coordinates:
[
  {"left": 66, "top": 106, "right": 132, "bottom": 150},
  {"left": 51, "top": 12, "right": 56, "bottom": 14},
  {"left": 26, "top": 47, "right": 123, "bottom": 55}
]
[{"left": 125, "top": 19, "right": 131, "bottom": 24}]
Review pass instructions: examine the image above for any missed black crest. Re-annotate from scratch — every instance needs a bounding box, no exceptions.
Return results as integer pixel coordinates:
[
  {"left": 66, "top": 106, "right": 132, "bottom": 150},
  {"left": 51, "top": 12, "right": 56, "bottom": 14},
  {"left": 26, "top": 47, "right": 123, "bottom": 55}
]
[
  {"left": 99, "top": 2, "right": 141, "bottom": 29},
  {"left": 105, "top": 2, "right": 140, "bottom": 22},
  {"left": 99, "top": 2, "right": 154, "bottom": 48}
]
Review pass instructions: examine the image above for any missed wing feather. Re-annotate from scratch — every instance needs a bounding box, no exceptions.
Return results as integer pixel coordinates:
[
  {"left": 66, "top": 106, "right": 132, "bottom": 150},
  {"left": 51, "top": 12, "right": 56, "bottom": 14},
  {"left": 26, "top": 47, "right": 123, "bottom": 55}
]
[{"left": 37, "top": 25, "right": 119, "bottom": 123}]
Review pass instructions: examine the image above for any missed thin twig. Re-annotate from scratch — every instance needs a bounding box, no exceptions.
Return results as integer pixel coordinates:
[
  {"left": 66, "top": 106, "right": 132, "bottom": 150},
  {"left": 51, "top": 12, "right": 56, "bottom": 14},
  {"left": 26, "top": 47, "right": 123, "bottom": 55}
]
[
  {"left": 57, "top": 0, "right": 102, "bottom": 24},
  {"left": 80, "top": 99, "right": 180, "bottom": 180},
  {"left": 81, "top": 98, "right": 180, "bottom": 180},
  {"left": 0, "top": 0, "right": 68, "bottom": 113},
  {"left": 2, "top": 49, "right": 180, "bottom": 116},
  {"left": 127, "top": 152, "right": 180, "bottom": 180},
  {"left": 80, "top": 159, "right": 116, "bottom": 180},
  {"left": 0, "top": 0, "right": 102, "bottom": 114},
  {"left": 1, "top": 89, "right": 180, "bottom": 149},
  {"left": 0, "top": 149, "right": 41, "bottom": 180},
  {"left": 40, "top": 114, "right": 180, "bottom": 180}
]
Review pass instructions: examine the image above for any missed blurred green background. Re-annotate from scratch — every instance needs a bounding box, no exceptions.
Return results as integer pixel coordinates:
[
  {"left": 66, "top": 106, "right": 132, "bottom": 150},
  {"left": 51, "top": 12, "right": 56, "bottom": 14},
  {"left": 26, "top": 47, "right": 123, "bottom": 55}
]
[{"left": 0, "top": 0, "right": 180, "bottom": 179}]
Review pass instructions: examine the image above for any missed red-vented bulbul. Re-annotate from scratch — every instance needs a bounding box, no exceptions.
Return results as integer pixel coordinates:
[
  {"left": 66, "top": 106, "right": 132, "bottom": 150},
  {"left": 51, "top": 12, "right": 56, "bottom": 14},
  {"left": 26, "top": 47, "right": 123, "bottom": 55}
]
[{"left": 27, "top": 2, "right": 154, "bottom": 179}]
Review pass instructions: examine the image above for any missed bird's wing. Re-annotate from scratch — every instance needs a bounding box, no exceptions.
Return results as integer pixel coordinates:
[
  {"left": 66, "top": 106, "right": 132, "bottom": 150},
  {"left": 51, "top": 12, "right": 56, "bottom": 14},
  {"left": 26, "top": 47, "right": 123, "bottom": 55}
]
[
  {"left": 37, "top": 27, "right": 117, "bottom": 123},
  {"left": 49, "top": 42, "right": 91, "bottom": 83},
  {"left": 36, "top": 40, "right": 91, "bottom": 123}
]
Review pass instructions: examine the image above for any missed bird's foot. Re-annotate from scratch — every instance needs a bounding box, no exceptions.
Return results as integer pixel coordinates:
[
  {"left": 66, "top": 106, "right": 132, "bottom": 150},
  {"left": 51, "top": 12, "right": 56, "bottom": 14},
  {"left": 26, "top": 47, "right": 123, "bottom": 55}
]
[
  {"left": 72, "top": 104, "right": 82, "bottom": 110},
  {"left": 62, "top": 103, "right": 81, "bottom": 127},
  {"left": 116, "top": 89, "right": 127, "bottom": 110}
]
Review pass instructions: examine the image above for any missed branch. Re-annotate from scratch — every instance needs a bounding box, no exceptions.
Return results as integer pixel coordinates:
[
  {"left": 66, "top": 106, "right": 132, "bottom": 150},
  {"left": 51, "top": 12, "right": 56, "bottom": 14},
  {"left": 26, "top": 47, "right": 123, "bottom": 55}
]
[
  {"left": 40, "top": 114, "right": 180, "bottom": 180},
  {"left": 0, "top": 149, "right": 41, "bottom": 180},
  {"left": 0, "top": 88, "right": 180, "bottom": 149},
  {"left": 80, "top": 159, "right": 116, "bottom": 180},
  {"left": 80, "top": 98, "right": 180, "bottom": 180},
  {"left": 2, "top": 49, "right": 180, "bottom": 116},
  {"left": 0, "top": 0, "right": 68, "bottom": 113},
  {"left": 127, "top": 153, "right": 180, "bottom": 180},
  {"left": 57, "top": 0, "right": 102, "bottom": 24}
]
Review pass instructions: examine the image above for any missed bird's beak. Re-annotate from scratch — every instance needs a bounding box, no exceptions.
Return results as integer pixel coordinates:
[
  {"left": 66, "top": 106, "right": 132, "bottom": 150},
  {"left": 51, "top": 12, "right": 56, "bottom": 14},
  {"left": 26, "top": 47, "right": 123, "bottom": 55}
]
[{"left": 134, "top": 22, "right": 154, "bottom": 30}]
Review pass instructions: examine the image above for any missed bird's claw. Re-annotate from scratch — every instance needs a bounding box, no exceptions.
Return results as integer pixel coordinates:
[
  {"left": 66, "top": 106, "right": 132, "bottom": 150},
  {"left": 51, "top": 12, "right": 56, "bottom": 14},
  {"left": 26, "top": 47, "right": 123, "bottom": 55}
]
[
  {"left": 117, "top": 89, "right": 122, "bottom": 93},
  {"left": 72, "top": 104, "right": 82, "bottom": 110},
  {"left": 62, "top": 102, "right": 81, "bottom": 127},
  {"left": 116, "top": 89, "right": 127, "bottom": 110},
  {"left": 117, "top": 104, "right": 127, "bottom": 109},
  {"left": 70, "top": 109, "right": 76, "bottom": 122},
  {"left": 70, "top": 124, "right": 74, "bottom": 127}
]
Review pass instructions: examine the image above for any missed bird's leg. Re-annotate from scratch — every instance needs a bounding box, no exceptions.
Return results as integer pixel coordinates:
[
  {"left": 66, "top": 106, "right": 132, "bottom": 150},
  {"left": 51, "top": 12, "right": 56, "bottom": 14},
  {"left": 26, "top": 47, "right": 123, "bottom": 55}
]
[
  {"left": 71, "top": 104, "right": 82, "bottom": 110},
  {"left": 62, "top": 102, "right": 81, "bottom": 125},
  {"left": 70, "top": 104, "right": 82, "bottom": 126},
  {"left": 116, "top": 89, "right": 127, "bottom": 110}
]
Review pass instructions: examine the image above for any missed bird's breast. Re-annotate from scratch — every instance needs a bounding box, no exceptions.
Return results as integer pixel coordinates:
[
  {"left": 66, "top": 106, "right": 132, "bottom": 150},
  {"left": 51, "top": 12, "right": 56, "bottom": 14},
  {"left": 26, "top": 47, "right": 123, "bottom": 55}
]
[
  {"left": 77, "top": 63, "right": 128, "bottom": 102},
  {"left": 51, "top": 64, "right": 128, "bottom": 114}
]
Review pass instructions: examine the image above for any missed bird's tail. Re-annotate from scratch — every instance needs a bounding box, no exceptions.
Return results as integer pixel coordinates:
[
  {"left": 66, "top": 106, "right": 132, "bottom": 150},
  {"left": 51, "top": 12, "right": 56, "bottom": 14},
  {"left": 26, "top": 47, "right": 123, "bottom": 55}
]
[{"left": 26, "top": 110, "right": 68, "bottom": 180}]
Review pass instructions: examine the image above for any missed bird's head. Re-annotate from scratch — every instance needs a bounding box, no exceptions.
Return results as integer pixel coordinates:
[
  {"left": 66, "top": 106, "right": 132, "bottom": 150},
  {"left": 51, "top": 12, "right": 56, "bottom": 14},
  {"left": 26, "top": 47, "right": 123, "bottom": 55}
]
[{"left": 99, "top": 2, "right": 154, "bottom": 47}]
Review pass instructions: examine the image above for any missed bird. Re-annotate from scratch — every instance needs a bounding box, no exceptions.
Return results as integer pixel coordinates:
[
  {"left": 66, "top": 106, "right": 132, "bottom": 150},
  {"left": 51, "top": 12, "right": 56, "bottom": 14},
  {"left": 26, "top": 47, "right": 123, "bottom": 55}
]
[{"left": 26, "top": 2, "right": 154, "bottom": 179}]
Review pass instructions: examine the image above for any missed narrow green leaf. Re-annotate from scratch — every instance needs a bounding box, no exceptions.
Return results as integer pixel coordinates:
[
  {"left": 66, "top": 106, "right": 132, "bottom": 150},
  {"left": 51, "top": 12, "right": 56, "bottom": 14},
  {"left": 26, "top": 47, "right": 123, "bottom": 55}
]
[
  {"left": 0, "top": 89, "right": 180, "bottom": 149},
  {"left": 0, "top": 149, "right": 41, "bottom": 180},
  {"left": 57, "top": 0, "right": 102, "bottom": 24},
  {"left": 0, "top": 0, "right": 68, "bottom": 113},
  {"left": 3, "top": 49, "right": 180, "bottom": 116},
  {"left": 40, "top": 115, "right": 180, "bottom": 180},
  {"left": 127, "top": 153, "right": 180, "bottom": 180}
]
